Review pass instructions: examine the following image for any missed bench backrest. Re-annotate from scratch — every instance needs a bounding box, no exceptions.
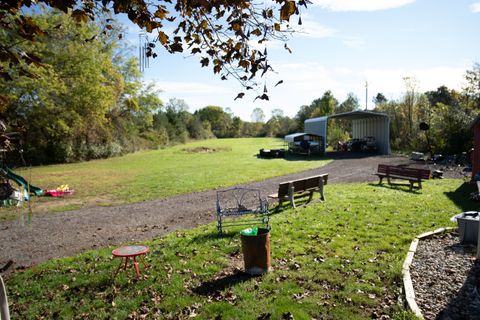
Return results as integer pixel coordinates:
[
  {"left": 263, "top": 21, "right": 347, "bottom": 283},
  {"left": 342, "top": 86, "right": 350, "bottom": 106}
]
[
  {"left": 217, "top": 187, "right": 267, "bottom": 214},
  {"left": 277, "top": 174, "right": 328, "bottom": 197},
  {"left": 377, "top": 164, "right": 430, "bottom": 179}
]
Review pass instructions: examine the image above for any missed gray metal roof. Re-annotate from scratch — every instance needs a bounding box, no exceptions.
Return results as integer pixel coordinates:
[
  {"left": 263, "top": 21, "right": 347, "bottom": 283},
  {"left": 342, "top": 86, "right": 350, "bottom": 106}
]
[
  {"left": 284, "top": 132, "right": 323, "bottom": 142},
  {"left": 304, "top": 111, "right": 387, "bottom": 123},
  {"left": 328, "top": 110, "right": 388, "bottom": 120}
]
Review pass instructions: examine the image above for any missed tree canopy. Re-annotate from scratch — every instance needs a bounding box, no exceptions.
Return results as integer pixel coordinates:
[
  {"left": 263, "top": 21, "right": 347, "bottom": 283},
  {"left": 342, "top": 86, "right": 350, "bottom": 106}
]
[{"left": 1, "top": 0, "right": 310, "bottom": 100}]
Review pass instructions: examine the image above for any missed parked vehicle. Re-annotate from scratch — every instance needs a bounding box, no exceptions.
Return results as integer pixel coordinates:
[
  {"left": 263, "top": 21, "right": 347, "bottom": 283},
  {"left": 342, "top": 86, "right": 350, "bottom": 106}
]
[
  {"left": 346, "top": 138, "right": 363, "bottom": 152},
  {"left": 361, "top": 136, "right": 378, "bottom": 152},
  {"left": 346, "top": 136, "right": 378, "bottom": 153},
  {"left": 284, "top": 133, "right": 324, "bottom": 155}
]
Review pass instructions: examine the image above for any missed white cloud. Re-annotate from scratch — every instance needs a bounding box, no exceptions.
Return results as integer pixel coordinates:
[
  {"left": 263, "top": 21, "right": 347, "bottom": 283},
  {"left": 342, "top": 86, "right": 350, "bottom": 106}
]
[
  {"left": 247, "top": 39, "right": 282, "bottom": 51},
  {"left": 295, "top": 20, "right": 337, "bottom": 38},
  {"left": 363, "top": 66, "right": 466, "bottom": 98},
  {"left": 341, "top": 36, "right": 367, "bottom": 50},
  {"left": 311, "top": 0, "right": 415, "bottom": 12},
  {"left": 470, "top": 2, "right": 480, "bottom": 13},
  {"left": 151, "top": 81, "right": 227, "bottom": 95}
]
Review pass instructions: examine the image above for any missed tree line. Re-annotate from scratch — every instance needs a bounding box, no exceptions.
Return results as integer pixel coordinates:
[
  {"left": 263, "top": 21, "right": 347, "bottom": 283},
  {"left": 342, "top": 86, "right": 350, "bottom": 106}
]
[{"left": 1, "top": 9, "right": 479, "bottom": 166}]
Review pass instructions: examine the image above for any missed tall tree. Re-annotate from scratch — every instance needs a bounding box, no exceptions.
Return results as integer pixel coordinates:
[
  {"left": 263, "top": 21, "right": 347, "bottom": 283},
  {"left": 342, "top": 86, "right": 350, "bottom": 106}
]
[
  {"left": 264, "top": 108, "right": 296, "bottom": 137},
  {"left": 0, "top": 10, "right": 124, "bottom": 163},
  {"left": 295, "top": 91, "right": 338, "bottom": 130},
  {"left": 464, "top": 63, "right": 480, "bottom": 107},
  {"left": 425, "top": 85, "right": 458, "bottom": 108},
  {"left": 402, "top": 76, "right": 419, "bottom": 139},
  {"left": 195, "top": 105, "right": 233, "bottom": 138},
  {"left": 251, "top": 107, "right": 265, "bottom": 123},
  {"left": 373, "top": 93, "right": 387, "bottom": 107},
  {"left": 311, "top": 91, "right": 338, "bottom": 118},
  {"left": 336, "top": 93, "right": 359, "bottom": 114},
  {"left": 164, "top": 98, "right": 191, "bottom": 143},
  {"left": 271, "top": 108, "right": 284, "bottom": 118}
]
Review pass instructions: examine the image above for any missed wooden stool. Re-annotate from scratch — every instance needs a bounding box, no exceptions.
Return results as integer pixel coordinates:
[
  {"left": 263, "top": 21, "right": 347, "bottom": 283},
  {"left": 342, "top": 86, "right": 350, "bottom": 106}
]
[{"left": 112, "top": 245, "right": 149, "bottom": 278}]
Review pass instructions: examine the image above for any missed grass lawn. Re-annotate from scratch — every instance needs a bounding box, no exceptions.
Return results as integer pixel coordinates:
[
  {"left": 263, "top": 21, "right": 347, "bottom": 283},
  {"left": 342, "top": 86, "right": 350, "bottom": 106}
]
[
  {"left": 0, "top": 138, "right": 330, "bottom": 218},
  {"left": 6, "top": 179, "right": 475, "bottom": 319}
]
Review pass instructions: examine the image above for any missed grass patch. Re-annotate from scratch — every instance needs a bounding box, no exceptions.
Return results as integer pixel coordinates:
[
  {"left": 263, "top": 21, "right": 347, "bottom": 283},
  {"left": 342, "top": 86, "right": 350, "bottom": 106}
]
[
  {"left": 6, "top": 179, "right": 473, "bottom": 319},
  {"left": 0, "top": 138, "right": 329, "bottom": 218}
]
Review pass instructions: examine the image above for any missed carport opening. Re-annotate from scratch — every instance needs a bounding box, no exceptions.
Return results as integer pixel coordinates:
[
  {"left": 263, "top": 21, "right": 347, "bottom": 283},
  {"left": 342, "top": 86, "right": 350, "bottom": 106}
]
[{"left": 304, "top": 110, "right": 391, "bottom": 155}]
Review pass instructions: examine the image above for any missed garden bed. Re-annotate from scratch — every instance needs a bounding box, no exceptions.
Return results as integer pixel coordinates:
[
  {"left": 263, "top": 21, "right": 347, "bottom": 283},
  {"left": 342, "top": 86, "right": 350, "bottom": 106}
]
[{"left": 410, "top": 231, "right": 480, "bottom": 319}]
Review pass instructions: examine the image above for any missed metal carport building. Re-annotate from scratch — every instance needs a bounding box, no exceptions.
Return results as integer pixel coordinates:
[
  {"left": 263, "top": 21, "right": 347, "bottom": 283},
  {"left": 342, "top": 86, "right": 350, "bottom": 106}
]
[{"left": 304, "top": 110, "right": 391, "bottom": 155}]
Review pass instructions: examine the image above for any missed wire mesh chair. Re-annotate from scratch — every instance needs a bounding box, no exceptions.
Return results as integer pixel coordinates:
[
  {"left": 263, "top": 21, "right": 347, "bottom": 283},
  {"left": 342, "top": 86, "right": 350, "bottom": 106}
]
[
  {"left": 216, "top": 187, "right": 269, "bottom": 234},
  {"left": 0, "top": 275, "right": 10, "bottom": 320}
]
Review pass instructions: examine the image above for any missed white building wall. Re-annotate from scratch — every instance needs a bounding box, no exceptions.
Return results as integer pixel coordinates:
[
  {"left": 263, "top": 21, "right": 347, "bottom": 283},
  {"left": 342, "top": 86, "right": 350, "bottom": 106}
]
[
  {"left": 304, "top": 116, "right": 328, "bottom": 153},
  {"left": 352, "top": 117, "right": 390, "bottom": 154}
]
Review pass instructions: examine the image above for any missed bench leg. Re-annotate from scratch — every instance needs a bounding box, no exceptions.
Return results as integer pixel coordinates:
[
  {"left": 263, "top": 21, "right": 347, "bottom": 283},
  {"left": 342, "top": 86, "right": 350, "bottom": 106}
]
[
  {"left": 289, "top": 195, "right": 296, "bottom": 208},
  {"left": 288, "top": 183, "right": 296, "bottom": 208},
  {"left": 277, "top": 198, "right": 283, "bottom": 210},
  {"left": 319, "top": 179, "right": 325, "bottom": 201},
  {"left": 378, "top": 176, "right": 383, "bottom": 185}
]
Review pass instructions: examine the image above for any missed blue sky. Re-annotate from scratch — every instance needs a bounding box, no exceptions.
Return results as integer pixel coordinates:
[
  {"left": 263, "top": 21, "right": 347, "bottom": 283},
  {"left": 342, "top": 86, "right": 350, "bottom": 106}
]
[{"left": 123, "top": 0, "right": 480, "bottom": 121}]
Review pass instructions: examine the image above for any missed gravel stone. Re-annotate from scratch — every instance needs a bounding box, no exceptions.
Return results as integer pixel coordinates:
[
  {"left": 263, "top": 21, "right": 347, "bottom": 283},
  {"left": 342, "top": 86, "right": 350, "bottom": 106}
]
[{"left": 410, "top": 232, "right": 480, "bottom": 320}]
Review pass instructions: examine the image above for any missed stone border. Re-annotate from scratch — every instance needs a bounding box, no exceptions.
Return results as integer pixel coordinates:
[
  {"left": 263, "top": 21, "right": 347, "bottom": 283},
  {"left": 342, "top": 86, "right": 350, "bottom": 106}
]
[{"left": 402, "top": 227, "right": 455, "bottom": 319}]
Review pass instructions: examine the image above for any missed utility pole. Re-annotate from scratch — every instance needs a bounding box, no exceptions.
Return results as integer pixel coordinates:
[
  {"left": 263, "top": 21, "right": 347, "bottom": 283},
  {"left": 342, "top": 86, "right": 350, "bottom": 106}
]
[{"left": 365, "top": 81, "right": 368, "bottom": 111}]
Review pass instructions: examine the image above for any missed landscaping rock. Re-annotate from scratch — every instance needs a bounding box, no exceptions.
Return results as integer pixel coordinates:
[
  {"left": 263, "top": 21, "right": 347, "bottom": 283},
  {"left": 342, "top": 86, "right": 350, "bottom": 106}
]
[{"left": 410, "top": 232, "right": 480, "bottom": 319}]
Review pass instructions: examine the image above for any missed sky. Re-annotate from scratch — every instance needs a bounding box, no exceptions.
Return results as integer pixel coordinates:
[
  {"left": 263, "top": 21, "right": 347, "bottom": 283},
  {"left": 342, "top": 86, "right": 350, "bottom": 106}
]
[{"left": 122, "top": 0, "right": 480, "bottom": 121}]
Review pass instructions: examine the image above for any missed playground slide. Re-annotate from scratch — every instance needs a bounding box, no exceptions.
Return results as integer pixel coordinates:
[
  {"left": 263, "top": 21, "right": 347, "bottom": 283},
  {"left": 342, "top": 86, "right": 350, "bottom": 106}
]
[{"left": 1, "top": 166, "right": 44, "bottom": 196}]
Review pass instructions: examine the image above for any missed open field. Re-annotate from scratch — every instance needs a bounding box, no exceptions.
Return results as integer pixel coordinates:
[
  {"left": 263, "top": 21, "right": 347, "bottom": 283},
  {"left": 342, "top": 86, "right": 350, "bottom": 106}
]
[
  {"left": 1, "top": 138, "right": 330, "bottom": 218},
  {"left": 5, "top": 178, "right": 475, "bottom": 319}
]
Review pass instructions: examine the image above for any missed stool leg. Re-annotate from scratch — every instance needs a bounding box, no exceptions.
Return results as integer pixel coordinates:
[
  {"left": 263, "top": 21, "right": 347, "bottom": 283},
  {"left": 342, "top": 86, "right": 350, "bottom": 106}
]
[
  {"left": 113, "top": 258, "right": 123, "bottom": 278},
  {"left": 140, "top": 254, "right": 149, "bottom": 269},
  {"left": 123, "top": 257, "right": 129, "bottom": 271},
  {"left": 133, "top": 256, "right": 140, "bottom": 278}
]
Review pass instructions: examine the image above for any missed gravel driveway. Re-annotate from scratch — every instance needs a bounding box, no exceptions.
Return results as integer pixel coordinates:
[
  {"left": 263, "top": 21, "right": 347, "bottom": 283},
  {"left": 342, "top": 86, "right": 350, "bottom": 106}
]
[{"left": 0, "top": 153, "right": 447, "bottom": 273}]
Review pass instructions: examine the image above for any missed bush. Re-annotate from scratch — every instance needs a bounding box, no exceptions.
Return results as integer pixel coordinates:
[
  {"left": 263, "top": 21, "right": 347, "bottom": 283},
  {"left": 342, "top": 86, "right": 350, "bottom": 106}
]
[{"left": 75, "top": 143, "right": 123, "bottom": 161}]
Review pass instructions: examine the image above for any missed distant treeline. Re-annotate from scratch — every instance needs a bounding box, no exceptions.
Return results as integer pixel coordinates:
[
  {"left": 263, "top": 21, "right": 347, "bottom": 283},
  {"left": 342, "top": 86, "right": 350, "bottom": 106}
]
[{"left": 1, "top": 9, "right": 479, "bottom": 165}]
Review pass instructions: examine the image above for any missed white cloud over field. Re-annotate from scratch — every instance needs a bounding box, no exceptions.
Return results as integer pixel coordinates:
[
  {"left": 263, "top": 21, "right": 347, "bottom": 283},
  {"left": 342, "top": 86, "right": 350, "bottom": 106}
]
[
  {"left": 470, "top": 2, "right": 480, "bottom": 13},
  {"left": 311, "top": 0, "right": 415, "bottom": 12}
]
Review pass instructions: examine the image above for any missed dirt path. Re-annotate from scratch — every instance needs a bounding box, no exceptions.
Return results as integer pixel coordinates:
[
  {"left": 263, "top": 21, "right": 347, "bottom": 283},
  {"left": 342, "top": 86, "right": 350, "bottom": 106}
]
[{"left": 0, "top": 154, "right": 439, "bottom": 273}]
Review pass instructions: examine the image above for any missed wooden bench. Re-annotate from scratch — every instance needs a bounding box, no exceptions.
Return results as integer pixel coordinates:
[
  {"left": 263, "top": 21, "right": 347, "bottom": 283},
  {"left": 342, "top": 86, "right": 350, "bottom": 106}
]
[
  {"left": 268, "top": 174, "right": 328, "bottom": 209},
  {"left": 375, "top": 164, "right": 431, "bottom": 190}
]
